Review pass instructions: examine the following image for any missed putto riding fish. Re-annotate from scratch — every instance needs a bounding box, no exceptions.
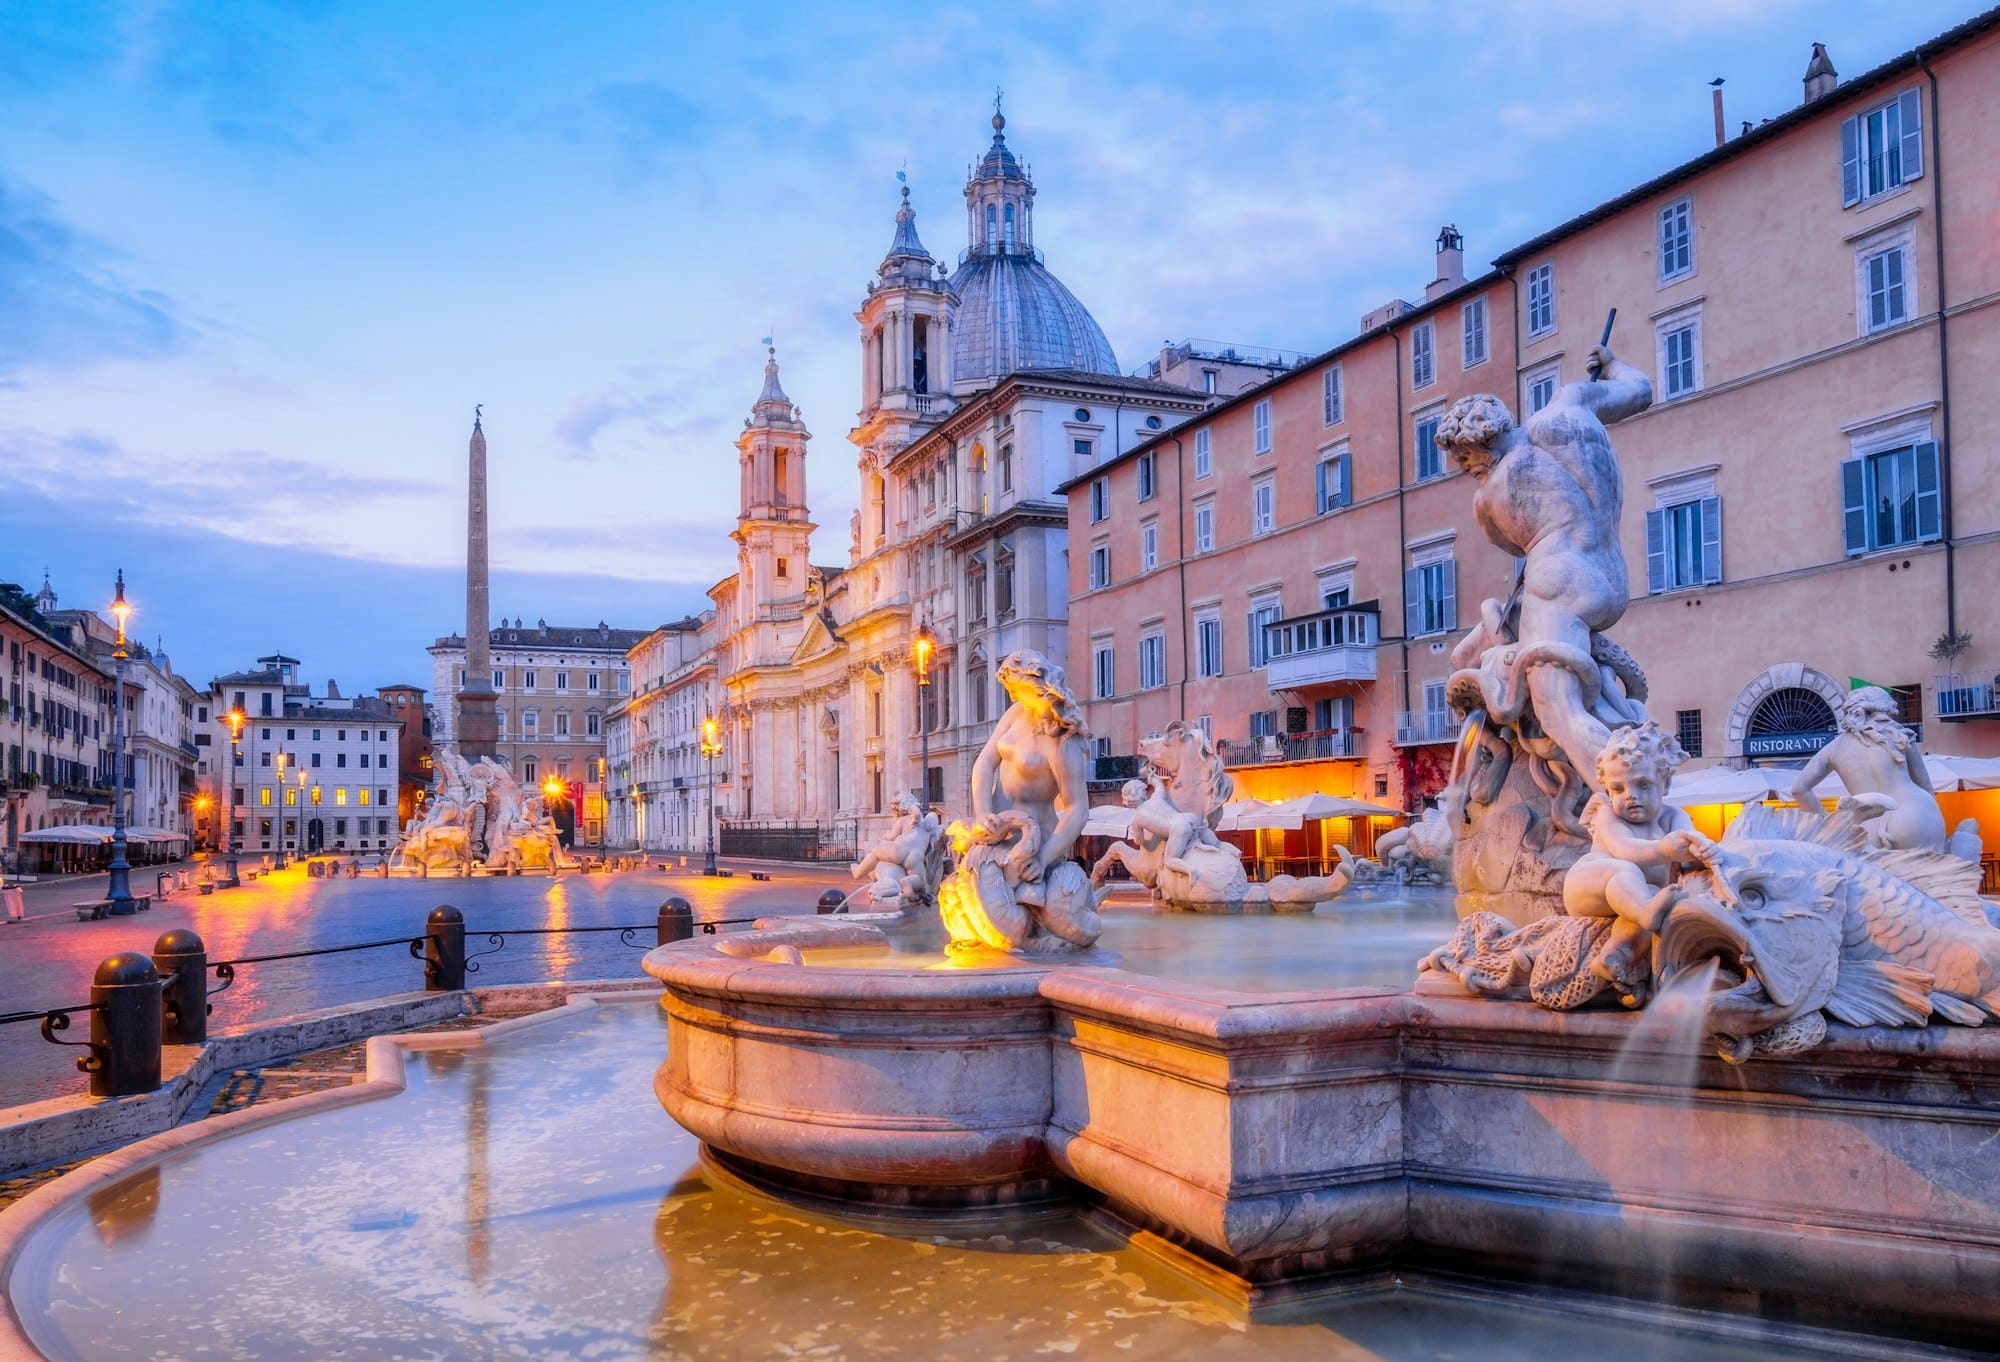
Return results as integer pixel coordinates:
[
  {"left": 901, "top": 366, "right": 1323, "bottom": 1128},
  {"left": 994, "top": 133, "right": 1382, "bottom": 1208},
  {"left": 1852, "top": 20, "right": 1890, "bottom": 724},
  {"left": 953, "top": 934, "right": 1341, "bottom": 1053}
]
[{"left": 1656, "top": 803, "right": 2000, "bottom": 1060}]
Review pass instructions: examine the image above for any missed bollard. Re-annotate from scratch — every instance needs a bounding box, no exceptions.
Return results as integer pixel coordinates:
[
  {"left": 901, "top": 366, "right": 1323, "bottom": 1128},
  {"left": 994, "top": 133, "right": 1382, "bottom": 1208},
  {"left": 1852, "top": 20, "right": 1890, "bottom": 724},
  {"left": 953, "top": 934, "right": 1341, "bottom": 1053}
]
[
  {"left": 657, "top": 897, "right": 694, "bottom": 946},
  {"left": 152, "top": 928, "right": 209, "bottom": 1045},
  {"left": 87, "top": 953, "right": 163, "bottom": 1097},
  {"left": 425, "top": 904, "right": 466, "bottom": 991},
  {"left": 817, "top": 889, "right": 847, "bottom": 915}
]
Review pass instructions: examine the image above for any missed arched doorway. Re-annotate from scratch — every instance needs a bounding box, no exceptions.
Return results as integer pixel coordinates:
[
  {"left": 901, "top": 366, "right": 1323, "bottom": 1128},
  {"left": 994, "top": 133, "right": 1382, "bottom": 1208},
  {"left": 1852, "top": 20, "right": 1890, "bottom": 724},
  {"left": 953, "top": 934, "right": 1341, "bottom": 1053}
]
[
  {"left": 1726, "top": 663, "right": 1847, "bottom": 762},
  {"left": 306, "top": 818, "right": 325, "bottom": 854}
]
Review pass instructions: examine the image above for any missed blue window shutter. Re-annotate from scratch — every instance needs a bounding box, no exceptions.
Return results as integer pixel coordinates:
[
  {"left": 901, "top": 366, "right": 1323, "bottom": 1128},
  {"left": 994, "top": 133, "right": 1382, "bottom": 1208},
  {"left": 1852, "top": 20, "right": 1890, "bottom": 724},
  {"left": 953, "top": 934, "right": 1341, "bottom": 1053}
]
[
  {"left": 1645, "top": 508, "right": 1667, "bottom": 593},
  {"left": 1338, "top": 454, "right": 1351, "bottom": 507},
  {"left": 1404, "top": 566, "right": 1422, "bottom": 637},
  {"left": 1914, "top": 441, "right": 1941, "bottom": 541},
  {"left": 1315, "top": 460, "right": 1329, "bottom": 512},
  {"left": 1841, "top": 457, "right": 1868, "bottom": 554},
  {"left": 1841, "top": 115, "right": 1862, "bottom": 206},
  {"left": 1899, "top": 89, "right": 1924, "bottom": 180},
  {"left": 1699, "top": 496, "right": 1722, "bottom": 585},
  {"left": 1441, "top": 558, "right": 1458, "bottom": 633}
]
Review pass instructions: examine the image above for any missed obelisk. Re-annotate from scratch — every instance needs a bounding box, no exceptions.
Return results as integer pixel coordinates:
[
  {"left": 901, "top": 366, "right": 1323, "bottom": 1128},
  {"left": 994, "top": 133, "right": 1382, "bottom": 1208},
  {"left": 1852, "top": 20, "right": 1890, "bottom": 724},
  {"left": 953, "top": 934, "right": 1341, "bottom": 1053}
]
[{"left": 457, "top": 407, "right": 499, "bottom": 760}]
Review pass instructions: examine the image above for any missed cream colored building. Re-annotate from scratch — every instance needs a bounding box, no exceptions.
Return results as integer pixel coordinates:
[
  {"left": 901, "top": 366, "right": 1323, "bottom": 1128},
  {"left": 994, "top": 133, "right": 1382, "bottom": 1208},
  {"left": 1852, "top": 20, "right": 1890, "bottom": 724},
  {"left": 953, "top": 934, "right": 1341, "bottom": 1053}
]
[
  {"left": 604, "top": 613, "right": 715, "bottom": 853},
  {"left": 1065, "top": 20, "right": 2000, "bottom": 844}
]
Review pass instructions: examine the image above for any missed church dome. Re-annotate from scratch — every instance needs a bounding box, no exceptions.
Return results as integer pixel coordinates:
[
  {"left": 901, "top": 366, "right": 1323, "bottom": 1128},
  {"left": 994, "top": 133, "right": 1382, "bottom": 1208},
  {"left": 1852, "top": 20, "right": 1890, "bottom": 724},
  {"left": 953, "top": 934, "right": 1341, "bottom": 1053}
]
[
  {"left": 949, "top": 252, "right": 1119, "bottom": 380},
  {"left": 947, "top": 106, "right": 1119, "bottom": 385}
]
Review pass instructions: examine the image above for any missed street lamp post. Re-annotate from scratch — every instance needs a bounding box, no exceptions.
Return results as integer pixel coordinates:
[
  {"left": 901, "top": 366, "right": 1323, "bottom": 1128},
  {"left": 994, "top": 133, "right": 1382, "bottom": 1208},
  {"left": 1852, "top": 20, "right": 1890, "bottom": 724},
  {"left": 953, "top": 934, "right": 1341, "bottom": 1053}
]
[
  {"left": 104, "top": 571, "right": 136, "bottom": 915},
  {"left": 700, "top": 713, "right": 721, "bottom": 875},
  {"left": 273, "top": 751, "right": 290, "bottom": 869},
  {"left": 224, "top": 707, "right": 245, "bottom": 886},
  {"left": 298, "top": 770, "right": 311, "bottom": 858},
  {"left": 911, "top": 621, "right": 937, "bottom": 816}
]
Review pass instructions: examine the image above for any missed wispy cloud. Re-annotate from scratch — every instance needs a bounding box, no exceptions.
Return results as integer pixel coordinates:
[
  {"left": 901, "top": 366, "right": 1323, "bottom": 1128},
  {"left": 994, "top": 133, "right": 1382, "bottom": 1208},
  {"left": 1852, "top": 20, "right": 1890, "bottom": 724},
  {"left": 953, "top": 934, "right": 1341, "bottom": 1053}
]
[{"left": 0, "top": 173, "right": 183, "bottom": 374}]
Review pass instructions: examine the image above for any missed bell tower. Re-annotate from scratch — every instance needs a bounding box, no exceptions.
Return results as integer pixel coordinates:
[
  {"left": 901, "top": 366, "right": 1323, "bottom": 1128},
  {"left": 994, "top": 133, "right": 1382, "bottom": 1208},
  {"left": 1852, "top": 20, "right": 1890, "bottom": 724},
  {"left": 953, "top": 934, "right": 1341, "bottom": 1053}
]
[
  {"left": 851, "top": 180, "right": 956, "bottom": 550},
  {"left": 963, "top": 97, "right": 1035, "bottom": 260},
  {"left": 735, "top": 347, "right": 815, "bottom": 613}
]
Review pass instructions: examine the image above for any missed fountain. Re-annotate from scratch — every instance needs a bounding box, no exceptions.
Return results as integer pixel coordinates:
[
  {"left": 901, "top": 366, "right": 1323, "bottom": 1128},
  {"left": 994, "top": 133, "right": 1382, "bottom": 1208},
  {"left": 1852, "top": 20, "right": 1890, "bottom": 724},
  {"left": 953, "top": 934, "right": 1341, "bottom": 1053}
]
[
  {"left": 5, "top": 345, "right": 1999, "bottom": 1358},
  {"left": 393, "top": 750, "right": 563, "bottom": 874}
]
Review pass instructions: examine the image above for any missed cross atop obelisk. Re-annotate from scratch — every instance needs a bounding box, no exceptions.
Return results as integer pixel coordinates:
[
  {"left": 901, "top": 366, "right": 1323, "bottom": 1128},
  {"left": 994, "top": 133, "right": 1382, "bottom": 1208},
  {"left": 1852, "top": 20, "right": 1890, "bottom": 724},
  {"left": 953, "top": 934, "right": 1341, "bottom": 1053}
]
[{"left": 457, "top": 406, "right": 499, "bottom": 760}]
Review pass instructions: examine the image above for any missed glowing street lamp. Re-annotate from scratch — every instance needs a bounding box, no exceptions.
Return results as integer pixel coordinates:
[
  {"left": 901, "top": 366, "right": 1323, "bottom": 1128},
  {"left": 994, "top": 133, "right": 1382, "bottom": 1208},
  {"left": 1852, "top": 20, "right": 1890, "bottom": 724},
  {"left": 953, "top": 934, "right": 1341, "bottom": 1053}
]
[
  {"left": 912, "top": 620, "right": 938, "bottom": 816},
  {"left": 273, "top": 751, "right": 290, "bottom": 868},
  {"left": 224, "top": 707, "right": 246, "bottom": 885},
  {"left": 700, "top": 711, "right": 722, "bottom": 875},
  {"left": 104, "top": 571, "right": 136, "bottom": 915},
  {"left": 297, "top": 769, "right": 310, "bottom": 858}
]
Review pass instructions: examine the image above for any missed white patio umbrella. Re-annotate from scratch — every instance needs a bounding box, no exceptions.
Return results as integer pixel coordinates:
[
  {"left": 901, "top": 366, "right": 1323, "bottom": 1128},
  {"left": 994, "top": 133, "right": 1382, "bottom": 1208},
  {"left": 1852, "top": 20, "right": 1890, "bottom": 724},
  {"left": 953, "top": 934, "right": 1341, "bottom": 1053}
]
[
  {"left": 17, "top": 825, "right": 113, "bottom": 844},
  {"left": 1923, "top": 753, "right": 2000, "bottom": 792},
  {"left": 1667, "top": 764, "right": 1848, "bottom": 807},
  {"left": 1271, "top": 793, "right": 1404, "bottom": 822},
  {"left": 1215, "top": 799, "right": 1302, "bottom": 832},
  {"left": 1080, "top": 805, "right": 1136, "bottom": 838}
]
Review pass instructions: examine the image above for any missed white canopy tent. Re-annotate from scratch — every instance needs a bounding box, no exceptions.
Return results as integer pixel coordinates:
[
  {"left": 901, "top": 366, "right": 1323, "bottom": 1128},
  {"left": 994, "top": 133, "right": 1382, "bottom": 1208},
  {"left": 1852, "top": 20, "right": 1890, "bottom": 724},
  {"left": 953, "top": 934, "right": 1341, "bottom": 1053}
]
[{"left": 1271, "top": 793, "right": 1404, "bottom": 822}]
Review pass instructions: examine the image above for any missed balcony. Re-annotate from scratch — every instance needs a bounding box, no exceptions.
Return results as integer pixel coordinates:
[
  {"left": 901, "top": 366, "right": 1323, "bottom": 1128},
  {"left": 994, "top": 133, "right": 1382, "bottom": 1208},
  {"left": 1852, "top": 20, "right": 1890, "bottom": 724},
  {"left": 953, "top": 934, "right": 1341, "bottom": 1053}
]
[
  {"left": 1219, "top": 729, "right": 1361, "bottom": 768},
  {"left": 1263, "top": 607, "right": 1379, "bottom": 690},
  {"left": 1937, "top": 672, "right": 2000, "bottom": 721},
  {"left": 1394, "top": 711, "right": 1459, "bottom": 746}
]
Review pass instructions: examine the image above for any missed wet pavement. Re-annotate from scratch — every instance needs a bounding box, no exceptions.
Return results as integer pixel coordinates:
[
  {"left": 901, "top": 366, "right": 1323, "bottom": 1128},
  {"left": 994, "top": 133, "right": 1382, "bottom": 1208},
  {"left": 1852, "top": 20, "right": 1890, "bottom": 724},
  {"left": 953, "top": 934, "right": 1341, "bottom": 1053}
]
[{"left": 0, "top": 861, "right": 851, "bottom": 1108}]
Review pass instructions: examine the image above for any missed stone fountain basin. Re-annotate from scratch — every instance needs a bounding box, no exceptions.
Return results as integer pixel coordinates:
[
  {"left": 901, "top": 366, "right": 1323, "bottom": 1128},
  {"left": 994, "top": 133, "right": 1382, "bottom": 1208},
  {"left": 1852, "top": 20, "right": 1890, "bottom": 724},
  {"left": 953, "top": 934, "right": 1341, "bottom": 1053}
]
[{"left": 645, "top": 917, "right": 2000, "bottom": 1347}]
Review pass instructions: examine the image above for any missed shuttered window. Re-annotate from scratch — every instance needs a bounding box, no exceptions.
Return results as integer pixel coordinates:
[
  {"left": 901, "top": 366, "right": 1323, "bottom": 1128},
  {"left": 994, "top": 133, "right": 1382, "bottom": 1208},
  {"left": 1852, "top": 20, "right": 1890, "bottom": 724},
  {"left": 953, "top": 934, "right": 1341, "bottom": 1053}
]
[
  {"left": 1842, "top": 442, "right": 1940, "bottom": 554},
  {"left": 1841, "top": 89, "right": 1924, "bottom": 207},
  {"left": 1316, "top": 453, "right": 1351, "bottom": 513},
  {"left": 1404, "top": 558, "right": 1457, "bottom": 637},
  {"left": 1644, "top": 496, "right": 1722, "bottom": 593}
]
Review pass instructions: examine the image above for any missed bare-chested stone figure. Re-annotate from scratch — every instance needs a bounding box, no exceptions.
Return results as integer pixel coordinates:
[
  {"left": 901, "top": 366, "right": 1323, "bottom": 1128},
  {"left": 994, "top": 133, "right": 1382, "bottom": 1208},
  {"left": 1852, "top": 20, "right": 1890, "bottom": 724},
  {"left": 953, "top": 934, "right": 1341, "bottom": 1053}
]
[
  {"left": 1792, "top": 685, "right": 1979, "bottom": 856},
  {"left": 1439, "top": 345, "right": 1654, "bottom": 795}
]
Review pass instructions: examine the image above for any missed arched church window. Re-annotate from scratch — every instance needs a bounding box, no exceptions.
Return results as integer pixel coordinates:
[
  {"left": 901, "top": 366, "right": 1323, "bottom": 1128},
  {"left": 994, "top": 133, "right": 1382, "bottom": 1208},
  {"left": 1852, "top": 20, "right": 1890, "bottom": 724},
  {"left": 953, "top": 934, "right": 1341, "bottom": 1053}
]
[
  {"left": 774, "top": 447, "right": 788, "bottom": 505},
  {"left": 912, "top": 316, "right": 929, "bottom": 395},
  {"left": 1003, "top": 203, "right": 1015, "bottom": 249},
  {"left": 985, "top": 203, "right": 997, "bottom": 248}
]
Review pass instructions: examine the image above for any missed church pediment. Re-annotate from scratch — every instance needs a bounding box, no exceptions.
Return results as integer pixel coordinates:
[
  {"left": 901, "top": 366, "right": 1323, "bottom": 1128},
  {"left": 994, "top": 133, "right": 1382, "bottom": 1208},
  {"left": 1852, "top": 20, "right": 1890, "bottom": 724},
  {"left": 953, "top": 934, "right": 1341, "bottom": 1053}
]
[{"left": 788, "top": 607, "right": 847, "bottom": 666}]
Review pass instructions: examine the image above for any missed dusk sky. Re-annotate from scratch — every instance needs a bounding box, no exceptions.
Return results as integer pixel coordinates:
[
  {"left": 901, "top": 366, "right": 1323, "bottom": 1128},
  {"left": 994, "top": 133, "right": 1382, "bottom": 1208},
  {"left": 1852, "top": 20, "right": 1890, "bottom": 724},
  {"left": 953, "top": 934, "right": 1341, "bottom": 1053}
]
[{"left": 0, "top": 1, "right": 1974, "bottom": 695}]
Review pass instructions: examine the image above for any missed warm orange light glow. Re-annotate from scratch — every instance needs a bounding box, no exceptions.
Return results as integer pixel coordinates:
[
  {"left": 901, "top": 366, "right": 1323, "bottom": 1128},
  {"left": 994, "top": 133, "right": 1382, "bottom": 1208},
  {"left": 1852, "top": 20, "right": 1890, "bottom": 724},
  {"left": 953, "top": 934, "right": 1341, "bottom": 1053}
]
[
  {"left": 911, "top": 623, "right": 937, "bottom": 683},
  {"left": 701, "top": 714, "right": 721, "bottom": 756},
  {"left": 195, "top": 795, "right": 212, "bottom": 812},
  {"left": 543, "top": 777, "right": 563, "bottom": 800},
  {"left": 226, "top": 708, "right": 246, "bottom": 739}
]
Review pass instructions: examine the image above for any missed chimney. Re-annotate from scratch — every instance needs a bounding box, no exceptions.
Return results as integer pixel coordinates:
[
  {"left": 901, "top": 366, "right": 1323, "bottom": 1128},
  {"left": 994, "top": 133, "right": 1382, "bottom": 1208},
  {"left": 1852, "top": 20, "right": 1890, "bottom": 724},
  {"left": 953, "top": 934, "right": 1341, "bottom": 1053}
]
[
  {"left": 1426, "top": 225, "right": 1465, "bottom": 301},
  {"left": 1710, "top": 78, "right": 1726, "bottom": 148},
  {"left": 1803, "top": 43, "right": 1837, "bottom": 103}
]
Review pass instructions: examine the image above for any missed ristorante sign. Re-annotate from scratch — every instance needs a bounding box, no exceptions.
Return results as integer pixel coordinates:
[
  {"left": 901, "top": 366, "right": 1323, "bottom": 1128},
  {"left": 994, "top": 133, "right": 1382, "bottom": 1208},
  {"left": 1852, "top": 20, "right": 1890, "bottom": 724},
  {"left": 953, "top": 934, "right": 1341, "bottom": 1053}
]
[{"left": 1744, "top": 730, "right": 1836, "bottom": 757}]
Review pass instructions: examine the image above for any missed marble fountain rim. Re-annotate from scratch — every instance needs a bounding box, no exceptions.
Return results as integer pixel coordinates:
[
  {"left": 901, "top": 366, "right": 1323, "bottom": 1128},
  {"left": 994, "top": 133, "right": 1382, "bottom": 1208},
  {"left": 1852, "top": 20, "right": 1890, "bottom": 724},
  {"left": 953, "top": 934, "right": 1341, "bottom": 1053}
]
[{"left": 0, "top": 991, "right": 663, "bottom": 1362}]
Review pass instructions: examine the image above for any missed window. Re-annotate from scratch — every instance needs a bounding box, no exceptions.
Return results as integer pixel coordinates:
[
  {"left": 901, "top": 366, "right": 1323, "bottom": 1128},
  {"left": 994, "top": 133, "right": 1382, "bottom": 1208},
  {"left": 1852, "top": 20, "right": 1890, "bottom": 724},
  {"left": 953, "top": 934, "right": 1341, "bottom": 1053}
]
[
  {"left": 1842, "top": 89, "right": 1923, "bottom": 207},
  {"left": 1527, "top": 363, "right": 1559, "bottom": 414},
  {"left": 1423, "top": 680, "right": 1451, "bottom": 735},
  {"left": 1676, "top": 709, "right": 1704, "bottom": 759},
  {"left": 965, "top": 557, "right": 987, "bottom": 622},
  {"left": 1645, "top": 496, "right": 1722, "bottom": 592},
  {"left": 1075, "top": 438, "right": 1093, "bottom": 462},
  {"left": 1317, "top": 451, "right": 1350, "bottom": 513},
  {"left": 586, "top": 711, "right": 601, "bottom": 737},
  {"left": 1461, "top": 299, "right": 1488, "bottom": 367},
  {"left": 1093, "top": 642, "right": 1115, "bottom": 699},
  {"left": 587, "top": 672, "right": 600, "bottom": 692},
  {"left": 995, "top": 541, "right": 1016, "bottom": 617},
  {"left": 1654, "top": 303, "right": 1702, "bottom": 399},
  {"left": 1140, "top": 520, "right": 1159, "bottom": 572},
  {"left": 1194, "top": 428, "right": 1212, "bottom": 478},
  {"left": 1405, "top": 546, "right": 1458, "bottom": 637},
  {"left": 1249, "top": 709, "right": 1277, "bottom": 740},
  {"left": 1252, "top": 476, "right": 1275, "bottom": 535},
  {"left": 776, "top": 557, "right": 789, "bottom": 580},
  {"left": 556, "top": 672, "right": 570, "bottom": 691},
  {"left": 1194, "top": 499, "right": 1215, "bottom": 554},
  {"left": 1322, "top": 365, "right": 1344, "bottom": 425},
  {"left": 1088, "top": 541, "right": 1110, "bottom": 590},
  {"left": 1411, "top": 320, "right": 1435, "bottom": 389},
  {"left": 523, "top": 757, "right": 537, "bottom": 783},
  {"left": 523, "top": 670, "right": 537, "bottom": 690},
  {"left": 1202, "top": 368, "right": 1218, "bottom": 394},
  {"left": 555, "top": 710, "right": 571, "bottom": 737},
  {"left": 1248, "top": 596, "right": 1282, "bottom": 668},
  {"left": 1860, "top": 238, "right": 1912, "bottom": 333},
  {"left": 1137, "top": 452, "right": 1156, "bottom": 501},
  {"left": 1414, "top": 414, "right": 1444, "bottom": 481},
  {"left": 1526, "top": 262, "right": 1555, "bottom": 337},
  {"left": 1195, "top": 613, "right": 1224, "bottom": 678},
  {"left": 1138, "top": 633, "right": 1166, "bottom": 690},
  {"left": 496, "top": 707, "right": 507, "bottom": 737},
  {"left": 1252, "top": 400, "right": 1272, "bottom": 454},
  {"left": 1843, "top": 441, "right": 1941, "bottom": 554},
  {"left": 1090, "top": 477, "right": 1109, "bottom": 523},
  {"left": 1659, "top": 197, "right": 1694, "bottom": 282},
  {"left": 523, "top": 708, "right": 539, "bottom": 735},
  {"left": 492, "top": 670, "right": 503, "bottom": 688},
  {"left": 1000, "top": 444, "right": 1013, "bottom": 491}
]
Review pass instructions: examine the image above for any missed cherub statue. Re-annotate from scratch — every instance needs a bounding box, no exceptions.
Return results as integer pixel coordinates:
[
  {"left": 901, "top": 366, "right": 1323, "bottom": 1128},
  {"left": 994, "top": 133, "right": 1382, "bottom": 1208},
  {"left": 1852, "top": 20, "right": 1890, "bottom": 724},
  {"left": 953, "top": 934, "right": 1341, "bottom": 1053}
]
[
  {"left": 1561, "top": 721, "right": 1717, "bottom": 1004},
  {"left": 851, "top": 790, "right": 944, "bottom": 906},
  {"left": 1792, "top": 685, "right": 1977, "bottom": 857}
]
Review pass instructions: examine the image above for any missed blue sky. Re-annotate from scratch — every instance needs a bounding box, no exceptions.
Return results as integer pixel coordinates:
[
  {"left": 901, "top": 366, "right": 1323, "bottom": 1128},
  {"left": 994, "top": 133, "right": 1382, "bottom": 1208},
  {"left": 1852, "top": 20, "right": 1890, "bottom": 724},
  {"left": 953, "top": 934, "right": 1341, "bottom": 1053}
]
[{"left": 0, "top": 0, "right": 1976, "bottom": 695}]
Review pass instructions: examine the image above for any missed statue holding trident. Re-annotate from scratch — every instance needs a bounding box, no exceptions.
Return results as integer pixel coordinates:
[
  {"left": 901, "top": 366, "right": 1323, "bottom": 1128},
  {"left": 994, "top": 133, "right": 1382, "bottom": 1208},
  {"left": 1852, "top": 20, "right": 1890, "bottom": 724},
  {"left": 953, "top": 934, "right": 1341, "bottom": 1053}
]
[{"left": 1433, "top": 315, "right": 1656, "bottom": 918}]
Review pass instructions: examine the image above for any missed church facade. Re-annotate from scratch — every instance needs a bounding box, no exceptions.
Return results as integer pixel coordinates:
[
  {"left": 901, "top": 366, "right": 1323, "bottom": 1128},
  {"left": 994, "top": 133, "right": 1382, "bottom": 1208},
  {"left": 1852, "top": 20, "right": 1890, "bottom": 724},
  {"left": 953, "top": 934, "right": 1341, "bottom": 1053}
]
[{"left": 609, "top": 110, "right": 1214, "bottom": 851}]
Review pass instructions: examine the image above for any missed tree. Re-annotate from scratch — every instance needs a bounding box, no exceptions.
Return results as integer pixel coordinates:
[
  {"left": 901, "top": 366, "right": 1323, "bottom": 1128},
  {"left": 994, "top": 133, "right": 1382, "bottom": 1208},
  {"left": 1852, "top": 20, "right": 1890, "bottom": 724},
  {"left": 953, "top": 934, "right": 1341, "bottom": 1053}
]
[{"left": 1929, "top": 629, "right": 1974, "bottom": 668}]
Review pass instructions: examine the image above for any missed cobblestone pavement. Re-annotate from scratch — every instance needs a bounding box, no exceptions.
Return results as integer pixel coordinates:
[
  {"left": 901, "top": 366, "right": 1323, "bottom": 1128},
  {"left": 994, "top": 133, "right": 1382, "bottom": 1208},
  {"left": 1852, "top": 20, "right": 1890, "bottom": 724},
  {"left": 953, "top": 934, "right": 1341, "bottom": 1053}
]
[{"left": 0, "top": 861, "right": 852, "bottom": 1107}]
